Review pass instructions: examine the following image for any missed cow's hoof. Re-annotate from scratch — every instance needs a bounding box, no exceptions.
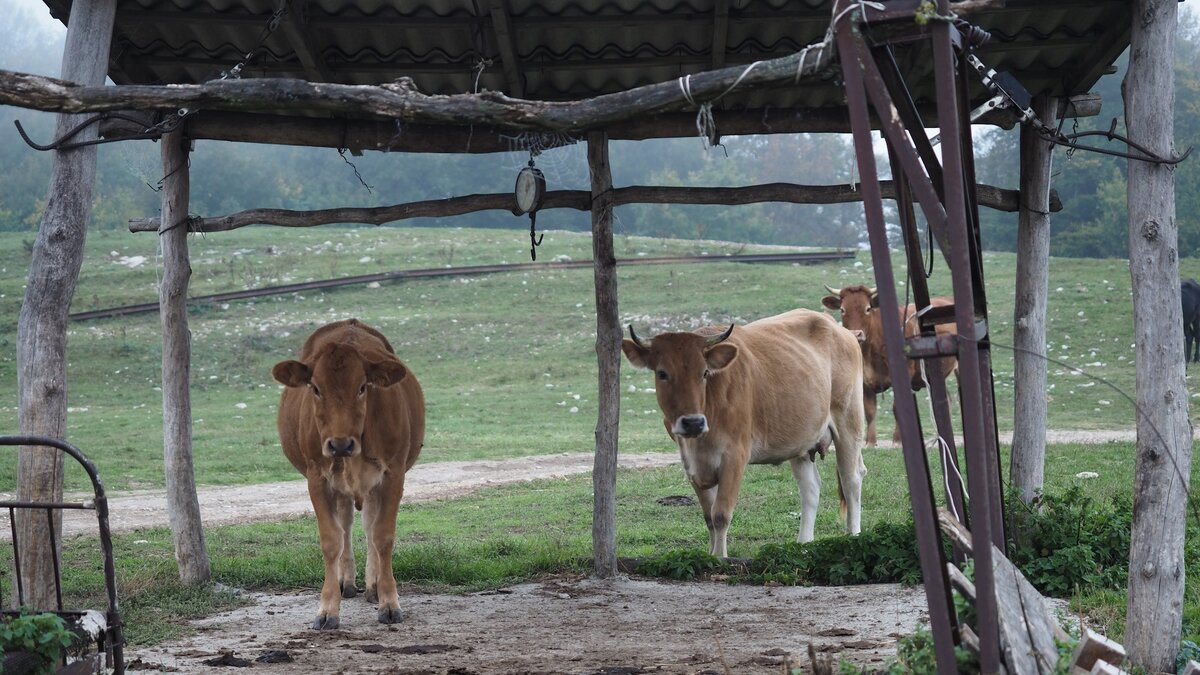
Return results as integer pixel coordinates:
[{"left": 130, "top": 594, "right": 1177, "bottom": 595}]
[
  {"left": 365, "top": 586, "right": 378, "bottom": 604},
  {"left": 377, "top": 607, "right": 404, "bottom": 624},
  {"left": 341, "top": 582, "right": 357, "bottom": 599},
  {"left": 312, "top": 614, "right": 340, "bottom": 630}
]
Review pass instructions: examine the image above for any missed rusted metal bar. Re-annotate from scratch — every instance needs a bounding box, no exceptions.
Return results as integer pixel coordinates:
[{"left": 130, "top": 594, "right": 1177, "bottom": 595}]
[
  {"left": 931, "top": 2, "right": 1001, "bottom": 670},
  {"left": 9, "top": 506, "right": 22, "bottom": 606},
  {"left": 0, "top": 436, "right": 124, "bottom": 674},
  {"left": 833, "top": 4, "right": 960, "bottom": 673},
  {"left": 47, "top": 508, "right": 62, "bottom": 611},
  {"left": 887, "top": 137, "right": 970, "bottom": 542}
]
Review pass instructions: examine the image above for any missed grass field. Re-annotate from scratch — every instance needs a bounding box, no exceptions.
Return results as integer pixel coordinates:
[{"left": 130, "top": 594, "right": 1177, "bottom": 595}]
[
  {"left": 0, "top": 225, "right": 1168, "bottom": 492},
  {"left": 0, "top": 225, "right": 1193, "bottom": 654}
]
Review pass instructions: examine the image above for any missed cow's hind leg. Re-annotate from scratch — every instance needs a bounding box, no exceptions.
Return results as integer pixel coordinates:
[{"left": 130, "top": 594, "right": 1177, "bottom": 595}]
[
  {"left": 789, "top": 456, "right": 822, "bottom": 543},
  {"left": 364, "top": 476, "right": 405, "bottom": 624},
  {"left": 335, "top": 492, "right": 357, "bottom": 598},
  {"left": 863, "top": 389, "right": 878, "bottom": 446}
]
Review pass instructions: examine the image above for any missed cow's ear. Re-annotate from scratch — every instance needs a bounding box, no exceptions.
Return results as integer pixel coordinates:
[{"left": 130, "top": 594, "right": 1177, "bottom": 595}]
[
  {"left": 704, "top": 343, "right": 738, "bottom": 371},
  {"left": 820, "top": 295, "right": 842, "bottom": 311},
  {"left": 621, "top": 339, "right": 652, "bottom": 369},
  {"left": 368, "top": 360, "right": 408, "bottom": 387},
  {"left": 273, "top": 360, "right": 312, "bottom": 387},
  {"left": 869, "top": 291, "right": 881, "bottom": 308}
]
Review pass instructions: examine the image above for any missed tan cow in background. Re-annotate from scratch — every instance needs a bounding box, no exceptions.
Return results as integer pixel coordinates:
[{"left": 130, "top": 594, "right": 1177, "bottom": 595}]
[
  {"left": 820, "top": 285, "right": 958, "bottom": 446},
  {"left": 273, "top": 319, "right": 425, "bottom": 630},
  {"left": 622, "top": 309, "right": 866, "bottom": 557}
]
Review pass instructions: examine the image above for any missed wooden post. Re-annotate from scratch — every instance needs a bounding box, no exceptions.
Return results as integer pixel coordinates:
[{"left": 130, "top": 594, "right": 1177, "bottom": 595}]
[
  {"left": 1124, "top": 0, "right": 1191, "bottom": 670},
  {"left": 588, "top": 130, "right": 620, "bottom": 578},
  {"left": 14, "top": 0, "right": 118, "bottom": 609},
  {"left": 159, "top": 129, "right": 211, "bottom": 584},
  {"left": 1010, "top": 94, "right": 1056, "bottom": 505}
]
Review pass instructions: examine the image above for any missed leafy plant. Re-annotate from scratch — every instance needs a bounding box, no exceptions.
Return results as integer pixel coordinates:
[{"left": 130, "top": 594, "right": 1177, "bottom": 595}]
[
  {"left": 882, "top": 625, "right": 978, "bottom": 674},
  {"left": 1006, "top": 486, "right": 1132, "bottom": 597},
  {"left": 0, "top": 609, "right": 74, "bottom": 674},
  {"left": 739, "top": 520, "right": 923, "bottom": 586},
  {"left": 1178, "top": 639, "right": 1200, "bottom": 675},
  {"left": 635, "top": 549, "right": 725, "bottom": 580}
]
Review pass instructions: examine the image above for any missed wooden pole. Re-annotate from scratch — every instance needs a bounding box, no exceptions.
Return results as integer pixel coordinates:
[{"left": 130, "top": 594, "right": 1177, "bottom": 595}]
[
  {"left": 159, "top": 128, "right": 212, "bottom": 584},
  {"left": 1009, "top": 94, "right": 1056, "bottom": 505},
  {"left": 588, "top": 130, "right": 620, "bottom": 578},
  {"left": 15, "top": 0, "right": 118, "bottom": 609},
  {"left": 1124, "top": 0, "right": 1191, "bottom": 670}
]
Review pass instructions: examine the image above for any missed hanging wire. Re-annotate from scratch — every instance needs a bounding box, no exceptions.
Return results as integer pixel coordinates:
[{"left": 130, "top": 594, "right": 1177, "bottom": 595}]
[
  {"left": 337, "top": 148, "right": 374, "bottom": 193},
  {"left": 958, "top": 334, "right": 1200, "bottom": 527}
]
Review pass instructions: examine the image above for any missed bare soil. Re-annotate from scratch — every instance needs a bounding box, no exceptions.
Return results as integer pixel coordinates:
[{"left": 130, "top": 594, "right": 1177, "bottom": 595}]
[
  {"left": 129, "top": 578, "right": 927, "bottom": 674},
  {"left": 53, "top": 432, "right": 1133, "bottom": 673}
]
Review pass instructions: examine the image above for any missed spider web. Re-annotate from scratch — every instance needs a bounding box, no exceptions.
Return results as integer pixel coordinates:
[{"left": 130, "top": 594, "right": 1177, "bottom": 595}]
[{"left": 499, "top": 131, "right": 588, "bottom": 191}]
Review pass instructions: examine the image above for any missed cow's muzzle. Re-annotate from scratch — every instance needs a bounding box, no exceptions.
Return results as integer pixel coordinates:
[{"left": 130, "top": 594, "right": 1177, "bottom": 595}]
[
  {"left": 326, "top": 437, "right": 358, "bottom": 458},
  {"left": 674, "top": 415, "right": 709, "bottom": 438}
]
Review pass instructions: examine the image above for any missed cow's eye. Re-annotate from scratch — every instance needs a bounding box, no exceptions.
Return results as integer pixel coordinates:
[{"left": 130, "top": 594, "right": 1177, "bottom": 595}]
[
  {"left": 656, "top": 370, "right": 668, "bottom": 381},
  {"left": 311, "top": 385, "right": 322, "bottom": 399},
  {"left": 358, "top": 383, "right": 368, "bottom": 397},
  {"left": 864, "top": 307, "right": 873, "bottom": 315},
  {"left": 702, "top": 369, "right": 712, "bottom": 379}
]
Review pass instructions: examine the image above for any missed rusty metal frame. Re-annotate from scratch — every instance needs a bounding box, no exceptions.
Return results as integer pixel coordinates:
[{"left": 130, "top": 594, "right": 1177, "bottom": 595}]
[
  {"left": 0, "top": 435, "right": 125, "bottom": 674},
  {"left": 833, "top": 1, "right": 1006, "bottom": 672}
]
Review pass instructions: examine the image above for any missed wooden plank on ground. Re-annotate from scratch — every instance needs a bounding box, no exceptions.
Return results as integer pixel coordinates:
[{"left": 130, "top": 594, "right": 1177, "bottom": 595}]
[{"left": 1070, "top": 628, "right": 1126, "bottom": 673}]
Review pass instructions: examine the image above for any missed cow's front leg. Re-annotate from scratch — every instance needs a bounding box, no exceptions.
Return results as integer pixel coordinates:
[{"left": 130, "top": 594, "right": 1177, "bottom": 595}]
[
  {"left": 708, "top": 460, "right": 746, "bottom": 558},
  {"left": 789, "top": 455, "right": 822, "bottom": 543},
  {"left": 364, "top": 477, "right": 405, "bottom": 624},
  {"left": 306, "top": 476, "right": 346, "bottom": 630},
  {"left": 335, "top": 492, "right": 357, "bottom": 599},
  {"left": 689, "top": 482, "right": 718, "bottom": 555}
]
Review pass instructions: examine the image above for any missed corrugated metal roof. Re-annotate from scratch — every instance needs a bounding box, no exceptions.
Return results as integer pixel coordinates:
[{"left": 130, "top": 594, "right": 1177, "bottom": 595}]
[{"left": 45, "top": 0, "right": 1131, "bottom": 124}]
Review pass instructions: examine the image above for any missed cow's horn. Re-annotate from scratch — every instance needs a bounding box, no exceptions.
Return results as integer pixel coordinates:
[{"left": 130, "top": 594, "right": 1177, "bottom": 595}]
[
  {"left": 706, "top": 324, "right": 735, "bottom": 345},
  {"left": 824, "top": 284, "right": 840, "bottom": 296},
  {"left": 628, "top": 325, "right": 646, "bottom": 347}
]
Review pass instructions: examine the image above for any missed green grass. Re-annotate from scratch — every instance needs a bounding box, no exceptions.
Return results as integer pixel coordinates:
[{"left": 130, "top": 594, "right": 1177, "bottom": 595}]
[{"left": 0, "top": 226, "right": 1169, "bottom": 493}]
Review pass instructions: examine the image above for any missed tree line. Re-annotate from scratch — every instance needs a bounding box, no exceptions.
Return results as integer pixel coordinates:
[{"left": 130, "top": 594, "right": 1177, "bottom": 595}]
[{"left": 1, "top": 10, "right": 1199, "bottom": 258}]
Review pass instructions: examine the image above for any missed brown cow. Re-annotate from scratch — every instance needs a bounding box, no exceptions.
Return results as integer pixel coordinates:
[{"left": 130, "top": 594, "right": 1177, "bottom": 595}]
[
  {"left": 622, "top": 309, "right": 866, "bottom": 557},
  {"left": 272, "top": 319, "right": 425, "bottom": 630},
  {"left": 820, "top": 285, "right": 958, "bottom": 446}
]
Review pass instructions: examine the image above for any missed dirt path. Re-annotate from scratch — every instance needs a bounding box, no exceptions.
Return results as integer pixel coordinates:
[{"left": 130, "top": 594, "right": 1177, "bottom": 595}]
[{"left": 20, "top": 452, "right": 679, "bottom": 539}]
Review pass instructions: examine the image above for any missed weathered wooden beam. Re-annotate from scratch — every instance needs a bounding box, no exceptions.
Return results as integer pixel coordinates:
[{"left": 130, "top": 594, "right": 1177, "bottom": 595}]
[
  {"left": 487, "top": 0, "right": 524, "bottom": 97},
  {"left": 158, "top": 128, "right": 212, "bottom": 585},
  {"left": 127, "top": 179, "right": 1053, "bottom": 233},
  {"left": 280, "top": 0, "right": 334, "bottom": 83},
  {"left": 589, "top": 130, "right": 619, "bottom": 579},
  {"left": 0, "top": 38, "right": 839, "bottom": 132},
  {"left": 711, "top": 0, "right": 730, "bottom": 70}
]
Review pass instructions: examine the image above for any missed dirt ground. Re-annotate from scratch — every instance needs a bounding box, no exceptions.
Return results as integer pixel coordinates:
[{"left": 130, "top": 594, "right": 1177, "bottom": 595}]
[
  {"left": 36, "top": 431, "right": 1137, "bottom": 673},
  {"left": 128, "top": 577, "right": 928, "bottom": 674}
]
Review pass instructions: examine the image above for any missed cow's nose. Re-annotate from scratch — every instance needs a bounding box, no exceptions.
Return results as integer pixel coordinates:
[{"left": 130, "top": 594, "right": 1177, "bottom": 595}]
[
  {"left": 677, "top": 415, "right": 708, "bottom": 438},
  {"left": 327, "top": 437, "right": 356, "bottom": 457}
]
